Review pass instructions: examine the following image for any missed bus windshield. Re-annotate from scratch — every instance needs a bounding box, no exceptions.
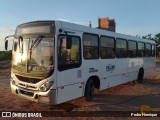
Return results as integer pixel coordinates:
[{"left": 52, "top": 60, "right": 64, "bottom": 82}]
[{"left": 12, "top": 37, "right": 54, "bottom": 74}]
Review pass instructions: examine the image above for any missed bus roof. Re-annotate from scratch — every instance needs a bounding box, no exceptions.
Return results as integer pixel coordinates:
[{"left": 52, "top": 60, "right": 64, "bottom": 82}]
[
  {"left": 17, "top": 20, "right": 156, "bottom": 44},
  {"left": 57, "top": 20, "right": 155, "bottom": 44}
]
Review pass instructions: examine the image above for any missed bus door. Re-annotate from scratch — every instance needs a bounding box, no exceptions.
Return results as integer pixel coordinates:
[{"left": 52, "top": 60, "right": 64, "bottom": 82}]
[{"left": 56, "top": 34, "right": 83, "bottom": 104}]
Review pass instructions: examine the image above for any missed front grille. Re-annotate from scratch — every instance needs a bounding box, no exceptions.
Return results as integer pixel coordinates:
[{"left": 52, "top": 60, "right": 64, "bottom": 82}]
[
  {"left": 16, "top": 75, "right": 42, "bottom": 84},
  {"left": 19, "top": 90, "right": 34, "bottom": 97},
  {"left": 18, "top": 83, "right": 37, "bottom": 89}
]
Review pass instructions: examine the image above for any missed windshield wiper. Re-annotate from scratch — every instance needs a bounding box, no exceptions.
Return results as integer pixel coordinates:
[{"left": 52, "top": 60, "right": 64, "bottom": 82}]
[
  {"left": 18, "top": 36, "right": 23, "bottom": 54},
  {"left": 30, "top": 36, "right": 44, "bottom": 49},
  {"left": 29, "top": 36, "right": 44, "bottom": 59}
]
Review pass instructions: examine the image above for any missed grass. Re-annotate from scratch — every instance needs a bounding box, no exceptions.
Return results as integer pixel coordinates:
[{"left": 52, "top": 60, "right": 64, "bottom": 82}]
[{"left": 0, "top": 60, "right": 11, "bottom": 69}]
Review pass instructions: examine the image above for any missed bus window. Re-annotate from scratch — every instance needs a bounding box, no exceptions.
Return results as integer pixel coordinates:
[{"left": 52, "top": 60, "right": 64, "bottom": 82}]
[
  {"left": 116, "top": 38, "right": 127, "bottom": 58},
  {"left": 138, "top": 42, "right": 145, "bottom": 57},
  {"left": 128, "top": 40, "right": 137, "bottom": 58},
  {"left": 83, "top": 33, "right": 99, "bottom": 59},
  {"left": 58, "top": 35, "right": 81, "bottom": 71},
  {"left": 100, "top": 36, "right": 115, "bottom": 59},
  {"left": 152, "top": 44, "right": 156, "bottom": 57},
  {"left": 146, "top": 43, "right": 152, "bottom": 57}
]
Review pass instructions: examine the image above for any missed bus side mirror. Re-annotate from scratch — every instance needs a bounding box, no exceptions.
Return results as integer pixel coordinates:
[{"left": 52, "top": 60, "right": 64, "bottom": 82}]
[
  {"left": 4, "top": 35, "right": 15, "bottom": 51},
  {"left": 5, "top": 40, "right": 8, "bottom": 50},
  {"left": 66, "top": 36, "right": 72, "bottom": 49}
]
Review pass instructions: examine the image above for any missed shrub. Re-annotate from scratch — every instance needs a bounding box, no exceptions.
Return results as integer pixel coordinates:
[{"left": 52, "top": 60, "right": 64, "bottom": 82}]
[{"left": 0, "top": 50, "right": 12, "bottom": 61}]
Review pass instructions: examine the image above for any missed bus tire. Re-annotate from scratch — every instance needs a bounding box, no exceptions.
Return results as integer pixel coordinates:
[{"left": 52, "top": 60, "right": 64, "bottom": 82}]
[
  {"left": 137, "top": 68, "right": 144, "bottom": 84},
  {"left": 84, "top": 79, "right": 94, "bottom": 102}
]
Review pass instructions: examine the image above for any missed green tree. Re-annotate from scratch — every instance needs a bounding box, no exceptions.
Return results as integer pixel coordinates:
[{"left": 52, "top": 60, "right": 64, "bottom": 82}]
[
  {"left": 155, "top": 33, "right": 160, "bottom": 45},
  {"left": 142, "top": 34, "right": 154, "bottom": 40},
  {"left": 155, "top": 33, "right": 160, "bottom": 57},
  {"left": 0, "top": 50, "right": 12, "bottom": 61},
  {"left": 136, "top": 33, "right": 160, "bottom": 57}
]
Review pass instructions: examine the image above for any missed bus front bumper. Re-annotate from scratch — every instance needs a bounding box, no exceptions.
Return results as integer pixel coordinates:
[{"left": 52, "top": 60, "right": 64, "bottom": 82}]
[{"left": 10, "top": 82, "right": 56, "bottom": 105}]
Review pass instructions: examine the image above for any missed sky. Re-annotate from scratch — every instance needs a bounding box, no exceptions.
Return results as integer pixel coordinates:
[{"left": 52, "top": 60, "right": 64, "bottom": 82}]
[{"left": 0, "top": 0, "right": 160, "bottom": 51}]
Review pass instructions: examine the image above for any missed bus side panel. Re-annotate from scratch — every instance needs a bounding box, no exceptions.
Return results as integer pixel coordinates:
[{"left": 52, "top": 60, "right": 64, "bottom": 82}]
[
  {"left": 114, "top": 58, "right": 128, "bottom": 84},
  {"left": 100, "top": 77, "right": 114, "bottom": 90},
  {"left": 99, "top": 58, "right": 129, "bottom": 90},
  {"left": 114, "top": 58, "right": 128, "bottom": 76},
  {"left": 100, "top": 75, "right": 122, "bottom": 90},
  {"left": 56, "top": 83, "right": 83, "bottom": 104},
  {"left": 128, "top": 71, "right": 138, "bottom": 81},
  {"left": 127, "top": 58, "right": 139, "bottom": 81},
  {"left": 128, "top": 58, "right": 139, "bottom": 73}
]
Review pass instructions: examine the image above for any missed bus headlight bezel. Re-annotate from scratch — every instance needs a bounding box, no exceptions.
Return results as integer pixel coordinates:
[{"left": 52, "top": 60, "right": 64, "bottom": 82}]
[
  {"left": 39, "top": 81, "right": 54, "bottom": 92},
  {"left": 11, "top": 77, "right": 16, "bottom": 85}
]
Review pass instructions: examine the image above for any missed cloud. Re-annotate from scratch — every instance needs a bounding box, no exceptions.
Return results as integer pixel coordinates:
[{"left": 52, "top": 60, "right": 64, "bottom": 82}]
[
  {"left": 0, "top": 28, "right": 15, "bottom": 51},
  {"left": 0, "top": 28, "right": 15, "bottom": 34}
]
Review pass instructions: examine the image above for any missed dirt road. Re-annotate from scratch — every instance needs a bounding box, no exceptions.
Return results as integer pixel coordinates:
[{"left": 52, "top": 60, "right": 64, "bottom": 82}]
[{"left": 0, "top": 62, "right": 160, "bottom": 118}]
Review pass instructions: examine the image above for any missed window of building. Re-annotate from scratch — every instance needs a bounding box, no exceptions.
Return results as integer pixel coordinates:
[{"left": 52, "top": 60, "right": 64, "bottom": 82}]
[
  {"left": 138, "top": 42, "right": 145, "bottom": 57},
  {"left": 116, "top": 38, "right": 127, "bottom": 58},
  {"left": 83, "top": 33, "right": 99, "bottom": 59},
  {"left": 100, "top": 36, "right": 115, "bottom": 59},
  {"left": 58, "top": 35, "right": 81, "bottom": 71},
  {"left": 152, "top": 44, "right": 156, "bottom": 57},
  {"left": 128, "top": 40, "right": 137, "bottom": 58},
  {"left": 146, "top": 43, "right": 152, "bottom": 57}
]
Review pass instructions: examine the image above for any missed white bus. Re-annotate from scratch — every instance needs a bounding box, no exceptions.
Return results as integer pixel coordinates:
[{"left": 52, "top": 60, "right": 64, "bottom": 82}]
[{"left": 5, "top": 20, "right": 156, "bottom": 105}]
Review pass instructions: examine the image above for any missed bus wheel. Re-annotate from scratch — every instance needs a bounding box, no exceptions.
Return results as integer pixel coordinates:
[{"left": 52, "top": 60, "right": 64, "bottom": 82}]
[
  {"left": 84, "top": 79, "right": 95, "bottom": 102},
  {"left": 138, "top": 69, "right": 144, "bottom": 84}
]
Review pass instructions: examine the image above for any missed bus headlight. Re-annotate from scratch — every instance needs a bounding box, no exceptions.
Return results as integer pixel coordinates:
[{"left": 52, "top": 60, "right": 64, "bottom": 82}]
[
  {"left": 11, "top": 77, "right": 16, "bottom": 85},
  {"left": 39, "top": 81, "right": 54, "bottom": 92}
]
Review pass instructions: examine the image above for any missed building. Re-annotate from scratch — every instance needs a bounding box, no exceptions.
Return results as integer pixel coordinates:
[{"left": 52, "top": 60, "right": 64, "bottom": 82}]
[{"left": 98, "top": 17, "right": 116, "bottom": 32}]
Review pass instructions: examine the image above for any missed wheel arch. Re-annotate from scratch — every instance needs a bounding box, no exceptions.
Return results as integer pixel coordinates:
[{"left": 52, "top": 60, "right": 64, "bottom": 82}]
[
  {"left": 139, "top": 67, "right": 144, "bottom": 73},
  {"left": 83, "top": 75, "right": 100, "bottom": 101},
  {"left": 84, "top": 75, "right": 100, "bottom": 90}
]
